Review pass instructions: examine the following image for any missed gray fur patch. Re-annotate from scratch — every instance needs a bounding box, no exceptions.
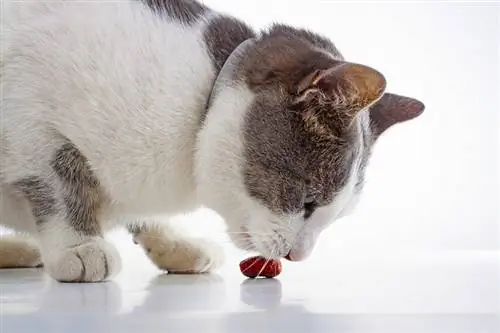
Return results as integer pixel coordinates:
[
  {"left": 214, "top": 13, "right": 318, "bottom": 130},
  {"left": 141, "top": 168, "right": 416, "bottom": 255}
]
[
  {"left": 265, "top": 24, "right": 344, "bottom": 59},
  {"left": 239, "top": 26, "right": 365, "bottom": 216},
  {"left": 141, "top": 0, "right": 207, "bottom": 25},
  {"left": 243, "top": 94, "right": 359, "bottom": 216},
  {"left": 13, "top": 177, "right": 56, "bottom": 225},
  {"left": 204, "top": 15, "right": 256, "bottom": 73},
  {"left": 51, "top": 143, "right": 104, "bottom": 236}
]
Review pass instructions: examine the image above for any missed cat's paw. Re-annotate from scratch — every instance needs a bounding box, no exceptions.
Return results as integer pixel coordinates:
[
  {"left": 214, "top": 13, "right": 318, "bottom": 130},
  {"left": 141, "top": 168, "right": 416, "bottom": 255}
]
[
  {"left": 0, "top": 236, "right": 43, "bottom": 268},
  {"left": 137, "top": 235, "right": 224, "bottom": 274},
  {"left": 45, "top": 239, "right": 121, "bottom": 282}
]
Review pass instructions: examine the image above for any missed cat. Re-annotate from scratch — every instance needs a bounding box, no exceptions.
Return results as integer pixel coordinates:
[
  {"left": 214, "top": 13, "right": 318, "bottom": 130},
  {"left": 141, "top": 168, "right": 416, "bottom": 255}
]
[{"left": 0, "top": 0, "right": 424, "bottom": 282}]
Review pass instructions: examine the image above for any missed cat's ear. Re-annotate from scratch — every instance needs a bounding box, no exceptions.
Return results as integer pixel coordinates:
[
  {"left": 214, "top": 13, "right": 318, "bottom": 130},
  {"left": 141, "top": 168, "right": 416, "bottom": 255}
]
[
  {"left": 369, "top": 93, "right": 425, "bottom": 137},
  {"left": 296, "top": 62, "right": 387, "bottom": 118}
]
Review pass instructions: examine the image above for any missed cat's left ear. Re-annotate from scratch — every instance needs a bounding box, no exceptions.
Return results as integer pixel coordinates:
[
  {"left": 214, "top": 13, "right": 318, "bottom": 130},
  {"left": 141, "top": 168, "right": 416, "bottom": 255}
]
[
  {"left": 369, "top": 93, "right": 425, "bottom": 138},
  {"left": 296, "top": 62, "right": 387, "bottom": 118}
]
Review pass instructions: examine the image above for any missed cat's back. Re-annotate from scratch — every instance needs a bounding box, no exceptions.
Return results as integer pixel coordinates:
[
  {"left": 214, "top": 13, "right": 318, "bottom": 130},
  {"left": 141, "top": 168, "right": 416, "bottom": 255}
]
[
  {"left": 2, "top": 0, "right": 216, "bottom": 127},
  {"left": 1, "top": 0, "right": 254, "bottom": 214}
]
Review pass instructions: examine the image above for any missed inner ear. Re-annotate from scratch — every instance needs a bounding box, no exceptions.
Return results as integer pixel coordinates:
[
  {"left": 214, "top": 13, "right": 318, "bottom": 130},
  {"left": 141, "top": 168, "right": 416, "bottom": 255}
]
[
  {"left": 296, "top": 70, "right": 322, "bottom": 96},
  {"left": 296, "top": 62, "right": 387, "bottom": 114}
]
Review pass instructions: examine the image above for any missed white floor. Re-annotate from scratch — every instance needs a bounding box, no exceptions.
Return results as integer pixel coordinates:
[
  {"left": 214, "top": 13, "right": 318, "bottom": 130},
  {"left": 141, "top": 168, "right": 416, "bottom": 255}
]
[{"left": 1, "top": 234, "right": 498, "bottom": 333}]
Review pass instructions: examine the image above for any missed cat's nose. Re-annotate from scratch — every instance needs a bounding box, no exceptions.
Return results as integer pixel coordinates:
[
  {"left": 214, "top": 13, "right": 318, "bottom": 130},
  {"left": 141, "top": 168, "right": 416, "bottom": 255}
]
[
  {"left": 283, "top": 248, "right": 312, "bottom": 262},
  {"left": 285, "top": 232, "right": 318, "bottom": 262}
]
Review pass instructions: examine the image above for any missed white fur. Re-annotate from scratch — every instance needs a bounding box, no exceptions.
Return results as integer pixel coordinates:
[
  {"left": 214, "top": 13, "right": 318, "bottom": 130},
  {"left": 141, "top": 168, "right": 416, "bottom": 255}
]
[
  {"left": 3, "top": 1, "right": 215, "bottom": 217},
  {"left": 1, "top": 0, "right": 220, "bottom": 280},
  {"left": 132, "top": 223, "right": 224, "bottom": 273},
  {"left": 1, "top": 0, "right": 368, "bottom": 280}
]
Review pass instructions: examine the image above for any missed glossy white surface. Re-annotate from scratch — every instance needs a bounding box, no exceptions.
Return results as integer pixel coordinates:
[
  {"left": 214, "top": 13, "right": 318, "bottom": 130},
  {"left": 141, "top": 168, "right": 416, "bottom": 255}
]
[{"left": 1, "top": 244, "right": 498, "bottom": 333}]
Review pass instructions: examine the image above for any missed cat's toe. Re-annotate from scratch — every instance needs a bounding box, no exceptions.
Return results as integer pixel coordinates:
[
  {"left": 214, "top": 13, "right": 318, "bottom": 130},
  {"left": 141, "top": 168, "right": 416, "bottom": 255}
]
[{"left": 46, "top": 239, "right": 121, "bottom": 282}]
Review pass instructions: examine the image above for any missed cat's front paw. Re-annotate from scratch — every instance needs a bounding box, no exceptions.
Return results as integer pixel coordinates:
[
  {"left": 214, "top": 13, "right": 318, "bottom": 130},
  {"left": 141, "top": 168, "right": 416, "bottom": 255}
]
[
  {"left": 45, "top": 239, "right": 121, "bottom": 282},
  {"left": 137, "top": 234, "right": 224, "bottom": 274}
]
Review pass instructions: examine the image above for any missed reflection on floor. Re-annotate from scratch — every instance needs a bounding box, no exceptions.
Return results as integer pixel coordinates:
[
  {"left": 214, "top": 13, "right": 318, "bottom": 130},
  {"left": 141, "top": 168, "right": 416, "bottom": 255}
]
[{"left": 0, "top": 247, "right": 498, "bottom": 333}]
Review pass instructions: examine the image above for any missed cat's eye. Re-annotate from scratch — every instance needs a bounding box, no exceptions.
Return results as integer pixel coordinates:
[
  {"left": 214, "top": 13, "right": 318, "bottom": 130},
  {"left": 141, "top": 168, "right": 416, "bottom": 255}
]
[{"left": 303, "top": 197, "right": 317, "bottom": 219}]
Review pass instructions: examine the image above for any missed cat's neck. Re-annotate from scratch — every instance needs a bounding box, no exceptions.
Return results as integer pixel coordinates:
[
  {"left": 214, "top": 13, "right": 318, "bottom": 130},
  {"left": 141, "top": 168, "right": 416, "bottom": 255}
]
[
  {"left": 204, "top": 38, "right": 256, "bottom": 118},
  {"left": 200, "top": 14, "right": 256, "bottom": 120}
]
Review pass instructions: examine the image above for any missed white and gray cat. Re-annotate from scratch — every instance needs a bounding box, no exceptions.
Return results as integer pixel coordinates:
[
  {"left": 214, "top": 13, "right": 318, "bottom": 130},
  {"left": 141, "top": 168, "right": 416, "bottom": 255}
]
[{"left": 0, "top": 0, "right": 424, "bottom": 282}]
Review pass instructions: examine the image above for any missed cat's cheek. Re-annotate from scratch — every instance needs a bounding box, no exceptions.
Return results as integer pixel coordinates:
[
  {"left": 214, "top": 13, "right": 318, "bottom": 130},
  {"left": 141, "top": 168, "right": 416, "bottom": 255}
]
[{"left": 336, "top": 192, "right": 362, "bottom": 220}]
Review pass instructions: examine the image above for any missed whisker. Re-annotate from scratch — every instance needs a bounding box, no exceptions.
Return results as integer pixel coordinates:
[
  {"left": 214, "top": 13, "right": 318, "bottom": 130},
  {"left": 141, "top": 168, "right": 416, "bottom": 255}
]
[
  {"left": 256, "top": 246, "right": 275, "bottom": 277},
  {"left": 241, "top": 255, "right": 264, "bottom": 275}
]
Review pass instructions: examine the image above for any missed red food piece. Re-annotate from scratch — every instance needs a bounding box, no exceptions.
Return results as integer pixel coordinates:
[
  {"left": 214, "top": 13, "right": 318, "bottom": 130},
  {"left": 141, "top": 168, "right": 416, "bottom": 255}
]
[{"left": 239, "top": 256, "right": 282, "bottom": 278}]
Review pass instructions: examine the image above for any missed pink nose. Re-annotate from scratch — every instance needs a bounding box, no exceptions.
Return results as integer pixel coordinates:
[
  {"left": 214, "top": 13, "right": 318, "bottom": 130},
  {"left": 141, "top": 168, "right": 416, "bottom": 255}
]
[
  {"left": 284, "top": 252, "right": 305, "bottom": 262},
  {"left": 284, "top": 249, "right": 312, "bottom": 262}
]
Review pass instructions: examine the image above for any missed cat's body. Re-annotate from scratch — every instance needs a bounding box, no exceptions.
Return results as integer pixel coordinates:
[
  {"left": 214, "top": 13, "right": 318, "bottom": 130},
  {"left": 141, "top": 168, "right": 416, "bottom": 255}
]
[
  {"left": 0, "top": 0, "right": 424, "bottom": 282},
  {"left": 1, "top": 0, "right": 224, "bottom": 220}
]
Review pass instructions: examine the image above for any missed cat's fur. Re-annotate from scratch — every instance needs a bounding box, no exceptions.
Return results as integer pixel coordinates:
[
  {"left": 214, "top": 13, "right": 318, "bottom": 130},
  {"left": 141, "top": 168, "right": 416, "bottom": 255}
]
[{"left": 0, "top": 0, "right": 424, "bottom": 282}]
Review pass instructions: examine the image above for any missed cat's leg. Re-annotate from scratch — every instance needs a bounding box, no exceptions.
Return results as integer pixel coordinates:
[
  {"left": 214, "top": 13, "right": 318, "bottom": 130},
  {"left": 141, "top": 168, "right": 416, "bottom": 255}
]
[
  {"left": 128, "top": 222, "right": 224, "bottom": 274},
  {"left": 12, "top": 143, "right": 121, "bottom": 282},
  {"left": 0, "top": 235, "right": 42, "bottom": 268},
  {"left": 0, "top": 184, "right": 42, "bottom": 268}
]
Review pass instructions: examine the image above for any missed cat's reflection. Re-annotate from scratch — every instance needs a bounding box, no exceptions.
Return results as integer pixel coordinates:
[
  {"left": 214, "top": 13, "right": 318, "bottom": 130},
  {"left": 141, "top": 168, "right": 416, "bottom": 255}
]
[
  {"left": 1, "top": 271, "right": 333, "bottom": 333},
  {"left": 1, "top": 268, "right": 121, "bottom": 316},
  {"left": 0, "top": 268, "right": 123, "bottom": 333},
  {"left": 239, "top": 278, "right": 282, "bottom": 309},
  {"left": 0, "top": 269, "right": 51, "bottom": 316},
  {"left": 219, "top": 278, "right": 315, "bottom": 333},
  {"left": 1, "top": 270, "right": 226, "bottom": 318},
  {"left": 131, "top": 273, "right": 226, "bottom": 313}
]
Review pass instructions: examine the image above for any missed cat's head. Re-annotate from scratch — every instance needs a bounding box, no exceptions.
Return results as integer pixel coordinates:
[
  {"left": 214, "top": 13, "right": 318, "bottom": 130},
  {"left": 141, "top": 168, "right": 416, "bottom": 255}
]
[{"left": 195, "top": 25, "right": 424, "bottom": 261}]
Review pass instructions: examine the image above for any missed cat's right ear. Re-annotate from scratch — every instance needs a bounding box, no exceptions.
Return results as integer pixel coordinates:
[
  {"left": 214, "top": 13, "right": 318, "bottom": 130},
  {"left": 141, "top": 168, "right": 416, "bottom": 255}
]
[
  {"left": 295, "top": 62, "right": 387, "bottom": 118},
  {"left": 369, "top": 93, "right": 425, "bottom": 138}
]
